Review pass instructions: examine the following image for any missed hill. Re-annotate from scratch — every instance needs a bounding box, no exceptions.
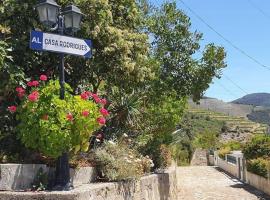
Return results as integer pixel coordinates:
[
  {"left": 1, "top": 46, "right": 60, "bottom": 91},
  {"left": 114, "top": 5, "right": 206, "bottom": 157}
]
[
  {"left": 232, "top": 93, "right": 270, "bottom": 107},
  {"left": 188, "top": 108, "right": 268, "bottom": 142},
  {"left": 188, "top": 98, "right": 253, "bottom": 118},
  {"left": 189, "top": 96, "right": 270, "bottom": 127}
]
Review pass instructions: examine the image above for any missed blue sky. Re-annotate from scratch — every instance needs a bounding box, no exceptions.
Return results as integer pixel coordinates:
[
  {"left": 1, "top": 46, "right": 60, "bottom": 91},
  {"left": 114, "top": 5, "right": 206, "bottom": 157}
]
[{"left": 150, "top": 0, "right": 270, "bottom": 102}]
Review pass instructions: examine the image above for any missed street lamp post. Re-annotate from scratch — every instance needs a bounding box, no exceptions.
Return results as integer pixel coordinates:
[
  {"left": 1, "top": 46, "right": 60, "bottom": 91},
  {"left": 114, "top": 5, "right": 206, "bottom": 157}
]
[{"left": 35, "top": 0, "right": 83, "bottom": 191}]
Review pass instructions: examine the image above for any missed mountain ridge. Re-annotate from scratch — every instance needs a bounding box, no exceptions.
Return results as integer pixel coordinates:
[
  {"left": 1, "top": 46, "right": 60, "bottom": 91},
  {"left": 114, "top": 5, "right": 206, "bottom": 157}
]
[{"left": 232, "top": 93, "right": 270, "bottom": 107}]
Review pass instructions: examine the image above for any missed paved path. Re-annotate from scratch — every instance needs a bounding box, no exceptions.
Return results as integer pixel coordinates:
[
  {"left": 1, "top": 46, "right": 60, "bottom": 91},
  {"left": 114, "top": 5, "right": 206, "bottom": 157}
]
[{"left": 177, "top": 166, "right": 270, "bottom": 200}]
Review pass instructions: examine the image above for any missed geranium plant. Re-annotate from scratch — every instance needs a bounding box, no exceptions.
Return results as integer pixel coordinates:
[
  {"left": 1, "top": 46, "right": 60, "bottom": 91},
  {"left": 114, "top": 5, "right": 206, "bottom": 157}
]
[{"left": 8, "top": 75, "right": 109, "bottom": 158}]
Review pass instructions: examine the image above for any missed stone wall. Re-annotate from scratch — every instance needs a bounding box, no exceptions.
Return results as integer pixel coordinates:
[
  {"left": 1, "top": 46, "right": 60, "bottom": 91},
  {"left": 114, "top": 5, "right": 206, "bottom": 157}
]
[
  {"left": 0, "top": 167, "right": 177, "bottom": 200},
  {"left": 215, "top": 156, "right": 238, "bottom": 178},
  {"left": 246, "top": 171, "right": 270, "bottom": 196},
  {"left": 214, "top": 151, "right": 270, "bottom": 196},
  {"left": 0, "top": 164, "right": 96, "bottom": 191},
  {"left": 190, "top": 149, "right": 208, "bottom": 166}
]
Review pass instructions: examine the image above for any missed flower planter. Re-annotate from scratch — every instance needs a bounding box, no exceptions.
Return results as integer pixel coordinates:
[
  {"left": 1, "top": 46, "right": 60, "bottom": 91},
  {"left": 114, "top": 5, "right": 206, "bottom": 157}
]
[{"left": 0, "top": 164, "right": 96, "bottom": 191}]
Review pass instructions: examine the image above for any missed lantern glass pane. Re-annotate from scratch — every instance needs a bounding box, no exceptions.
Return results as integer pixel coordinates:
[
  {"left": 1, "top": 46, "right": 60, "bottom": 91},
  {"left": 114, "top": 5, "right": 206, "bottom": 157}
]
[
  {"left": 64, "top": 13, "right": 73, "bottom": 29},
  {"left": 36, "top": 4, "right": 58, "bottom": 26},
  {"left": 47, "top": 5, "right": 58, "bottom": 24},
  {"left": 36, "top": 5, "right": 48, "bottom": 23},
  {"left": 72, "top": 13, "right": 82, "bottom": 29}
]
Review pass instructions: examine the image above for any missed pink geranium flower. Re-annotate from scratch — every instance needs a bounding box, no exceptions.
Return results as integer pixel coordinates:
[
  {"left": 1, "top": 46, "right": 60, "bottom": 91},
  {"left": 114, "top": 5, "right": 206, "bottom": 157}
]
[
  {"left": 27, "top": 81, "right": 39, "bottom": 87},
  {"left": 16, "top": 87, "right": 25, "bottom": 98},
  {"left": 31, "top": 81, "right": 39, "bottom": 87},
  {"left": 27, "top": 81, "right": 33, "bottom": 87},
  {"left": 16, "top": 87, "right": 25, "bottom": 93},
  {"left": 82, "top": 110, "right": 89, "bottom": 117},
  {"left": 100, "top": 108, "right": 109, "bottom": 116},
  {"left": 28, "top": 91, "right": 39, "bottom": 102},
  {"left": 97, "top": 117, "right": 106, "bottom": 125},
  {"left": 8, "top": 106, "right": 17, "bottom": 113},
  {"left": 40, "top": 75, "right": 48, "bottom": 81},
  {"left": 80, "top": 92, "right": 89, "bottom": 100}
]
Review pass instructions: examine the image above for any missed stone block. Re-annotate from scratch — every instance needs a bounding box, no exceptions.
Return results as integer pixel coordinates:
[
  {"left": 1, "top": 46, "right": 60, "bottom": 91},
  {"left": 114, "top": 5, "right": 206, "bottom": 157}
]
[
  {"left": 0, "top": 164, "right": 47, "bottom": 191},
  {"left": 0, "top": 164, "right": 96, "bottom": 191}
]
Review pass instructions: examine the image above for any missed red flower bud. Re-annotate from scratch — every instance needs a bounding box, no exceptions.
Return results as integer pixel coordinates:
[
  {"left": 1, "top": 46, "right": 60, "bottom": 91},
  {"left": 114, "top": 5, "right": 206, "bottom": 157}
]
[
  {"left": 66, "top": 113, "right": 73, "bottom": 121},
  {"left": 42, "top": 114, "right": 49, "bottom": 120}
]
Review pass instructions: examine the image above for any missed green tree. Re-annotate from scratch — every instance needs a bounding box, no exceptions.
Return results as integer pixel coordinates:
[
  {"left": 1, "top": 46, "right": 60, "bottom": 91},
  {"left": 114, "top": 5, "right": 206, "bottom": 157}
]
[
  {"left": 193, "top": 130, "right": 218, "bottom": 150},
  {"left": 146, "top": 2, "right": 226, "bottom": 101}
]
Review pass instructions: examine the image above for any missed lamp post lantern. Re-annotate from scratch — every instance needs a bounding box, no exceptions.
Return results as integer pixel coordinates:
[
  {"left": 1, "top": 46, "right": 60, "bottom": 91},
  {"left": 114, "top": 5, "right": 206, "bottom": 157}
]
[{"left": 35, "top": 0, "right": 83, "bottom": 191}]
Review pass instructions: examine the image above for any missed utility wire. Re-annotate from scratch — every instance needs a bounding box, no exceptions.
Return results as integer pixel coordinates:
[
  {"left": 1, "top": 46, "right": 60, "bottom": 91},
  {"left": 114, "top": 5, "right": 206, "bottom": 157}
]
[
  {"left": 247, "top": 0, "right": 270, "bottom": 20},
  {"left": 178, "top": 0, "right": 270, "bottom": 71},
  {"left": 215, "top": 80, "right": 238, "bottom": 99},
  {"left": 223, "top": 74, "right": 248, "bottom": 95},
  {"left": 197, "top": 49, "right": 248, "bottom": 95}
]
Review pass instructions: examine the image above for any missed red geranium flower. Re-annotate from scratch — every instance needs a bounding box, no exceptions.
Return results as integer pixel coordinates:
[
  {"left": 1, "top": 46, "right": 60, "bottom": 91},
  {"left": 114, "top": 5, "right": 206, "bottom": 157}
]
[
  {"left": 8, "top": 106, "right": 17, "bottom": 113},
  {"left": 31, "top": 81, "right": 39, "bottom": 87},
  {"left": 100, "top": 108, "right": 109, "bottom": 116},
  {"left": 66, "top": 113, "right": 73, "bottom": 121},
  {"left": 40, "top": 75, "right": 48, "bottom": 81},
  {"left": 80, "top": 92, "right": 89, "bottom": 100},
  {"left": 16, "top": 87, "right": 25, "bottom": 93},
  {"left": 27, "top": 81, "right": 39, "bottom": 87},
  {"left": 16, "top": 87, "right": 25, "bottom": 98},
  {"left": 27, "top": 81, "right": 33, "bottom": 87},
  {"left": 82, "top": 110, "right": 89, "bottom": 117},
  {"left": 97, "top": 117, "right": 106, "bottom": 125},
  {"left": 17, "top": 92, "right": 25, "bottom": 98},
  {"left": 91, "top": 93, "right": 98, "bottom": 99},
  {"left": 85, "top": 91, "right": 92, "bottom": 97},
  {"left": 28, "top": 91, "right": 39, "bottom": 102}
]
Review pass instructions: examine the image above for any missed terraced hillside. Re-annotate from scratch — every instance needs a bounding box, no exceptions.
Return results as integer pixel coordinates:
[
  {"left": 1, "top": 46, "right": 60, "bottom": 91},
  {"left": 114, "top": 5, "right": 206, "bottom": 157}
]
[
  {"left": 188, "top": 98, "right": 253, "bottom": 118},
  {"left": 188, "top": 108, "right": 268, "bottom": 142}
]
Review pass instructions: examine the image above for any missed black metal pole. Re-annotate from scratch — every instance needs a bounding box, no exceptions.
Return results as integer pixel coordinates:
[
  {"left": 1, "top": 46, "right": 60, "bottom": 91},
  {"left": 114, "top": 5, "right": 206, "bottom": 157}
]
[{"left": 53, "top": 15, "right": 73, "bottom": 191}]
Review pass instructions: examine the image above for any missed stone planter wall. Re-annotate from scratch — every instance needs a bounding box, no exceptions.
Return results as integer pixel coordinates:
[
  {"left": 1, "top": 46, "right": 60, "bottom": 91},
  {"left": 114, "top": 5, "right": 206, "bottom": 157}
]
[
  {"left": 0, "top": 167, "right": 177, "bottom": 200},
  {"left": 246, "top": 171, "right": 270, "bottom": 196},
  {"left": 0, "top": 164, "right": 96, "bottom": 191}
]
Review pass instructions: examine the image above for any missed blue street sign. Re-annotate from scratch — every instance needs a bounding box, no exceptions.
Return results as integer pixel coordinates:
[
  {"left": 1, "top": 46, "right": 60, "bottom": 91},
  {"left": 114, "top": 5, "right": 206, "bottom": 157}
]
[{"left": 30, "top": 30, "right": 92, "bottom": 58}]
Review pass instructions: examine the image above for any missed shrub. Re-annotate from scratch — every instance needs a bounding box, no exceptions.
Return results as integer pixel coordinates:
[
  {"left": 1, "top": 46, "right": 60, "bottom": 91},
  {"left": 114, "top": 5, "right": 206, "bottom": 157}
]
[
  {"left": 193, "top": 130, "right": 218, "bottom": 150},
  {"left": 243, "top": 134, "right": 270, "bottom": 160},
  {"left": 247, "top": 158, "right": 270, "bottom": 178},
  {"left": 159, "top": 144, "right": 172, "bottom": 168},
  {"left": 9, "top": 77, "right": 109, "bottom": 158},
  {"left": 142, "top": 140, "right": 173, "bottom": 169},
  {"left": 92, "top": 141, "right": 153, "bottom": 181},
  {"left": 218, "top": 147, "right": 231, "bottom": 160},
  {"left": 218, "top": 141, "right": 242, "bottom": 159}
]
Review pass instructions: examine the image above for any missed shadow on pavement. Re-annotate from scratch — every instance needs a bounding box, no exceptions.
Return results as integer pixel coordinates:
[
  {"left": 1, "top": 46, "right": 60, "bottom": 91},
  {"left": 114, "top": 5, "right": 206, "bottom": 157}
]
[{"left": 214, "top": 167, "right": 270, "bottom": 200}]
